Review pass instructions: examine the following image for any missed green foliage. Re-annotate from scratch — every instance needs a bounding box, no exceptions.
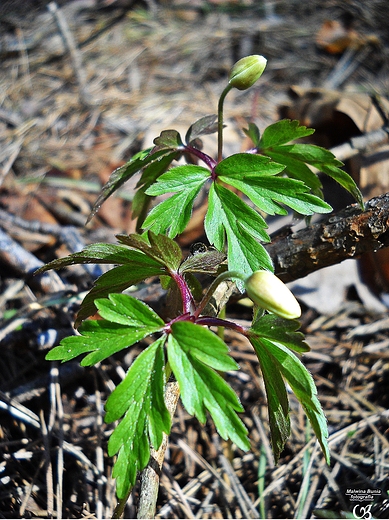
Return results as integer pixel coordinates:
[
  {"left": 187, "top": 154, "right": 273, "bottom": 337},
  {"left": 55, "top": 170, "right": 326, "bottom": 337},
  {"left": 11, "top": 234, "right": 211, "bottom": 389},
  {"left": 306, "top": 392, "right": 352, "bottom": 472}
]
[
  {"left": 116, "top": 231, "right": 182, "bottom": 271},
  {"left": 105, "top": 337, "right": 169, "bottom": 499},
  {"left": 46, "top": 294, "right": 164, "bottom": 365},
  {"left": 144, "top": 165, "right": 210, "bottom": 237},
  {"left": 167, "top": 321, "right": 249, "bottom": 450},
  {"left": 205, "top": 182, "right": 273, "bottom": 283},
  {"left": 185, "top": 114, "right": 218, "bottom": 144},
  {"left": 216, "top": 153, "right": 332, "bottom": 215},
  {"left": 36, "top": 233, "right": 179, "bottom": 326},
  {"left": 250, "top": 315, "right": 330, "bottom": 463},
  {"left": 47, "top": 297, "right": 251, "bottom": 497},
  {"left": 258, "top": 119, "right": 363, "bottom": 206},
  {"left": 88, "top": 147, "right": 179, "bottom": 224},
  {"left": 39, "top": 59, "right": 364, "bottom": 504}
]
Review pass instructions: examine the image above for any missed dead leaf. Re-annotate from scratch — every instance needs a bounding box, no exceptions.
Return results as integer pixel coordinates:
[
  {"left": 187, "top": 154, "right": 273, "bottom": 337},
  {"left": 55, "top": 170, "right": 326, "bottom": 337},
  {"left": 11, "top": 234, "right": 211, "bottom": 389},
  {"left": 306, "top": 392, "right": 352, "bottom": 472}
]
[
  {"left": 316, "top": 19, "right": 380, "bottom": 54},
  {"left": 279, "top": 87, "right": 389, "bottom": 146},
  {"left": 279, "top": 87, "right": 389, "bottom": 301}
]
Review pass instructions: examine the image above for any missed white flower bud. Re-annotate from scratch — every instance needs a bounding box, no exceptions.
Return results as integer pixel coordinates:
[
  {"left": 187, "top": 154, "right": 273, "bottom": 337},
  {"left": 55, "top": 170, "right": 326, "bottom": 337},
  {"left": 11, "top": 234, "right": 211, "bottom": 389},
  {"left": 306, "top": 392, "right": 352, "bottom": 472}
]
[
  {"left": 228, "top": 55, "right": 267, "bottom": 90},
  {"left": 245, "top": 270, "right": 301, "bottom": 319}
]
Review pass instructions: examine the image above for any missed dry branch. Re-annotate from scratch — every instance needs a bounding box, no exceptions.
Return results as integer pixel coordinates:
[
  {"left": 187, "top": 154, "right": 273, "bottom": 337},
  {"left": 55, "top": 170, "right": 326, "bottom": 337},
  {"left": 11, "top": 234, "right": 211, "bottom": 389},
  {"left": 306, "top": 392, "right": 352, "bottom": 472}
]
[{"left": 267, "top": 192, "right": 389, "bottom": 283}]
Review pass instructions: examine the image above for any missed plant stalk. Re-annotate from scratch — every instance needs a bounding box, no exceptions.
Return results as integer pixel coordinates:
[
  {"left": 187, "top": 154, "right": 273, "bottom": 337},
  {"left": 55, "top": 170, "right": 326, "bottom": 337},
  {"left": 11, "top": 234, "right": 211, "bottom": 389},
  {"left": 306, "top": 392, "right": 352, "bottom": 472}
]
[
  {"left": 194, "top": 270, "right": 245, "bottom": 318},
  {"left": 217, "top": 85, "right": 232, "bottom": 163},
  {"left": 136, "top": 381, "right": 180, "bottom": 519}
]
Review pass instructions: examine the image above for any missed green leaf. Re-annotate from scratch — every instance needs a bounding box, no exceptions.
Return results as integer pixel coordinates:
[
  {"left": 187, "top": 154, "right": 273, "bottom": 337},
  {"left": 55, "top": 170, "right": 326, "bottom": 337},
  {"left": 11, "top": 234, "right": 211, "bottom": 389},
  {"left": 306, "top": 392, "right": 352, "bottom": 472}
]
[
  {"left": 215, "top": 151, "right": 329, "bottom": 218},
  {"left": 251, "top": 314, "right": 309, "bottom": 354},
  {"left": 143, "top": 166, "right": 209, "bottom": 238},
  {"left": 185, "top": 115, "right": 218, "bottom": 144},
  {"left": 215, "top": 152, "right": 285, "bottom": 178},
  {"left": 319, "top": 162, "right": 363, "bottom": 209},
  {"left": 260, "top": 119, "right": 315, "bottom": 148},
  {"left": 170, "top": 321, "right": 239, "bottom": 372},
  {"left": 142, "top": 192, "right": 197, "bottom": 237},
  {"left": 167, "top": 322, "right": 249, "bottom": 450},
  {"left": 205, "top": 183, "right": 273, "bottom": 282},
  {"left": 87, "top": 147, "right": 178, "bottom": 223},
  {"left": 250, "top": 332, "right": 330, "bottom": 464},
  {"left": 46, "top": 321, "right": 144, "bottom": 365},
  {"left": 117, "top": 231, "right": 182, "bottom": 272},
  {"left": 243, "top": 122, "right": 261, "bottom": 148},
  {"left": 105, "top": 337, "right": 170, "bottom": 499},
  {"left": 179, "top": 246, "right": 226, "bottom": 275},
  {"left": 250, "top": 337, "right": 290, "bottom": 461},
  {"left": 266, "top": 339, "right": 329, "bottom": 464},
  {"left": 75, "top": 264, "right": 162, "bottom": 327},
  {"left": 132, "top": 151, "right": 180, "bottom": 224},
  {"left": 95, "top": 293, "right": 165, "bottom": 328},
  {"left": 35, "top": 240, "right": 168, "bottom": 326},
  {"left": 153, "top": 129, "right": 183, "bottom": 148},
  {"left": 46, "top": 294, "right": 164, "bottom": 365},
  {"left": 259, "top": 120, "right": 363, "bottom": 208},
  {"left": 136, "top": 152, "right": 181, "bottom": 191},
  {"left": 146, "top": 165, "right": 210, "bottom": 195},
  {"left": 209, "top": 183, "right": 270, "bottom": 243},
  {"left": 263, "top": 150, "right": 323, "bottom": 192},
  {"left": 219, "top": 174, "right": 332, "bottom": 216},
  {"left": 35, "top": 243, "right": 164, "bottom": 274}
]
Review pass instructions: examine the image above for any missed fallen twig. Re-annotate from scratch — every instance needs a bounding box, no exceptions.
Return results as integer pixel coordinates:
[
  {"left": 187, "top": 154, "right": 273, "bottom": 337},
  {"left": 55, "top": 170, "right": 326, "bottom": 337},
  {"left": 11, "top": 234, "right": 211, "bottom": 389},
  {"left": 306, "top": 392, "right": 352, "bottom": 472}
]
[
  {"left": 0, "top": 226, "right": 67, "bottom": 294},
  {"left": 266, "top": 192, "right": 389, "bottom": 283},
  {"left": 48, "top": 1, "right": 91, "bottom": 106}
]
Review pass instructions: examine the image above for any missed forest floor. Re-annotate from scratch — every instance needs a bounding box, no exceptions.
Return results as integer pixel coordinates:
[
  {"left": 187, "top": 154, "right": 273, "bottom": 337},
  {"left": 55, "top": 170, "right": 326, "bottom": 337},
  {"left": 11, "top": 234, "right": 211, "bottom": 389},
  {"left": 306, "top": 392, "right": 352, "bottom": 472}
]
[{"left": 1, "top": 0, "right": 389, "bottom": 518}]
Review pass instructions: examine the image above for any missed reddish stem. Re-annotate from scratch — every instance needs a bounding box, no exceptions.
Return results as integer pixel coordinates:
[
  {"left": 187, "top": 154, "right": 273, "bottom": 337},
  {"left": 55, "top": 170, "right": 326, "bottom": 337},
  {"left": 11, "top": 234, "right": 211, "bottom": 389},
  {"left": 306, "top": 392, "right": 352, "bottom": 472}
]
[
  {"left": 184, "top": 145, "right": 217, "bottom": 171},
  {"left": 196, "top": 316, "right": 248, "bottom": 336},
  {"left": 170, "top": 271, "right": 195, "bottom": 315}
]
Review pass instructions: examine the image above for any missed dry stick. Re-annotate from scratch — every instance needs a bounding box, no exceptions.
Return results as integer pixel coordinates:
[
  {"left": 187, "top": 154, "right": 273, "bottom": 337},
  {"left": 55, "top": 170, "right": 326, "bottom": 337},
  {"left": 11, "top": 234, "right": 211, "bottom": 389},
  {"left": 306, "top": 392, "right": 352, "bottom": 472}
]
[
  {"left": 48, "top": 2, "right": 91, "bottom": 106},
  {"left": 137, "top": 381, "right": 180, "bottom": 519},
  {"left": 158, "top": 469, "right": 215, "bottom": 518},
  {"left": 330, "top": 127, "right": 389, "bottom": 163},
  {"left": 160, "top": 466, "right": 196, "bottom": 519},
  {"left": 214, "top": 436, "right": 259, "bottom": 519},
  {"left": 112, "top": 381, "right": 181, "bottom": 519},
  {"left": 293, "top": 443, "right": 319, "bottom": 519},
  {"left": 94, "top": 376, "right": 106, "bottom": 520},
  {"left": 0, "top": 135, "right": 24, "bottom": 185},
  {"left": 0, "top": 226, "right": 67, "bottom": 294},
  {"left": 53, "top": 366, "right": 64, "bottom": 520},
  {"left": 314, "top": 440, "right": 353, "bottom": 513},
  {"left": 19, "top": 458, "right": 47, "bottom": 517},
  {"left": 158, "top": 438, "right": 235, "bottom": 518},
  {"left": 47, "top": 363, "right": 60, "bottom": 518},
  {"left": 40, "top": 410, "right": 55, "bottom": 518},
  {"left": 267, "top": 192, "right": 389, "bottom": 283},
  {"left": 323, "top": 44, "right": 373, "bottom": 90}
]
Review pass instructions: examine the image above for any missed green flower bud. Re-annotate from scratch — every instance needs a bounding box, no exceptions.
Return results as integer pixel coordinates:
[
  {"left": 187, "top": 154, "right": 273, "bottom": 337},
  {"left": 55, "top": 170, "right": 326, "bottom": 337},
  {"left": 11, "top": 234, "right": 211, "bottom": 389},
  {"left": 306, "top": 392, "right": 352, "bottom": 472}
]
[
  {"left": 228, "top": 55, "right": 267, "bottom": 91},
  {"left": 245, "top": 270, "right": 301, "bottom": 319}
]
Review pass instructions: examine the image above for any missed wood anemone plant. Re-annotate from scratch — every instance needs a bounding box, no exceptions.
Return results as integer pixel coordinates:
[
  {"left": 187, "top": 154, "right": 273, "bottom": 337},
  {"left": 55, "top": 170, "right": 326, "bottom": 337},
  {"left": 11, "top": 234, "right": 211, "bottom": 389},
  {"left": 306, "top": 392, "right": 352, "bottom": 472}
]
[{"left": 36, "top": 55, "right": 363, "bottom": 518}]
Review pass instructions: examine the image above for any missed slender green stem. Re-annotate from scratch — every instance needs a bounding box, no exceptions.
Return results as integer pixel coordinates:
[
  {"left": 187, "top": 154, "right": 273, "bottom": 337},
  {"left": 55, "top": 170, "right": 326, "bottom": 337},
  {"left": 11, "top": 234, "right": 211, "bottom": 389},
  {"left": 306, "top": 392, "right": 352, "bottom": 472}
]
[
  {"left": 194, "top": 270, "right": 245, "bottom": 318},
  {"left": 112, "top": 489, "right": 132, "bottom": 519},
  {"left": 217, "top": 85, "right": 233, "bottom": 163},
  {"left": 216, "top": 305, "right": 226, "bottom": 339}
]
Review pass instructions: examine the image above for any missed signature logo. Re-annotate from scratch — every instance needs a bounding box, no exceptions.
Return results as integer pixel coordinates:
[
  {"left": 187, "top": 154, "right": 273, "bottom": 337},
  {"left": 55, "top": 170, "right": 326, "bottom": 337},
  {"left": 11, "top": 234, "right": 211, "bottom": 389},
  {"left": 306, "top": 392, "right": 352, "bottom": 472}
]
[{"left": 352, "top": 504, "right": 373, "bottom": 520}]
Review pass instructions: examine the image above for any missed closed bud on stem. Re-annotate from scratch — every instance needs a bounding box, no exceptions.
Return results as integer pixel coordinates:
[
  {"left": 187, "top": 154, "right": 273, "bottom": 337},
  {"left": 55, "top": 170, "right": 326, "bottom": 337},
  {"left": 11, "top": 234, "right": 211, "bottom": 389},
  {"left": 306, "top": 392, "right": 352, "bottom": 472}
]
[
  {"left": 228, "top": 55, "right": 267, "bottom": 90},
  {"left": 245, "top": 270, "right": 301, "bottom": 319}
]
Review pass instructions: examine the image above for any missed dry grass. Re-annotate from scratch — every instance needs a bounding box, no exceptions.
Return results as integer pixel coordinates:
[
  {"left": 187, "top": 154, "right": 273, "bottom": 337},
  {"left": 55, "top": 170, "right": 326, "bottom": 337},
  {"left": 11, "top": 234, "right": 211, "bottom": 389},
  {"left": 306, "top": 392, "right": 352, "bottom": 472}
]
[{"left": 1, "top": 1, "right": 389, "bottom": 518}]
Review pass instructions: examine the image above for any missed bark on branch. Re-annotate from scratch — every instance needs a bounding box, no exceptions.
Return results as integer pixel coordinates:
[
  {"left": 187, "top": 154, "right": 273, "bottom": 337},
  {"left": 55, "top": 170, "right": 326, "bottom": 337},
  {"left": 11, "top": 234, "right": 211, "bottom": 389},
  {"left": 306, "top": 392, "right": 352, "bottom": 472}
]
[{"left": 267, "top": 192, "right": 389, "bottom": 283}]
